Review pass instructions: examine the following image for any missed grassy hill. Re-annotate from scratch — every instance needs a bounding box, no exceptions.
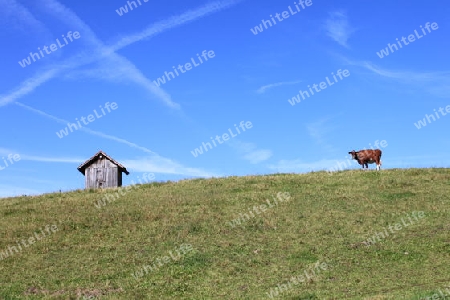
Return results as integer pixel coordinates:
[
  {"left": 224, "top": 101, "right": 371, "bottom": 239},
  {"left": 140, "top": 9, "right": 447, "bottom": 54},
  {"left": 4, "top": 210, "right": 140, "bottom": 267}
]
[{"left": 0, "top": 168, "right": 449, "bottom": 299}]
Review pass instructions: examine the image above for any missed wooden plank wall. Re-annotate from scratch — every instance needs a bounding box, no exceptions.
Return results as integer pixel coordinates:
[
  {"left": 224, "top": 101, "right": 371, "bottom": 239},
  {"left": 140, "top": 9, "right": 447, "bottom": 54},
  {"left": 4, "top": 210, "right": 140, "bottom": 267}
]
[{"left": 85, "top": 157, "right": 120, "bottom": 189}]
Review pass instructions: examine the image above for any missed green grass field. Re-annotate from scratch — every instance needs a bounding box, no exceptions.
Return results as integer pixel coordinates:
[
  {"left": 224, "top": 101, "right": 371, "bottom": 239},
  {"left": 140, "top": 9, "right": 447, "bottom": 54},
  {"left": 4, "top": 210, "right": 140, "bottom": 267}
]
[{"left": 1, "top": 168, "right": 449, "bottom": 299}]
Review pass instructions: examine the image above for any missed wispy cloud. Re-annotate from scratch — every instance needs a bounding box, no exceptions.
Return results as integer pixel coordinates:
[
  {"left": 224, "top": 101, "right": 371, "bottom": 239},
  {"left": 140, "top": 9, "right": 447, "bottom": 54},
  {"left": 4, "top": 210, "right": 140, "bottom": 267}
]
[
  {"left": 229, "top": 140, "right": 273, "bottom": 164},
  {"left": 0, "top": 0, "right": 243, "bottom": 108},
  {"left": 15, "top": 102, "right": 160, "bottom": 155},
  {"left": 243, "top": 149, "right": 273, "bottom": 164},
  {"left": 36, "top": 0, "right": 179, "bottom": 109},
  {"left": 68, "top": 55, "right": 179, "bottom": 109},
  {"left": 256, "top": 80, "right": 302, "bottom": 94},
  {"left": 357, "top": 60, "right": 450, "bottom": 81},
  {"left": 108, "top": 0, "right": 243, "bottom": 52},
  {"left": 2, "top": 146, "right": 83, "bottom": 164},
  {"left": 324, "top": 11, "right": 355, "bottom": 48},
  {"left": 340, "top": 57, "right": 450, "bottom": 97},
  {"left": 20, "top": 155, "right": 83, "bottom": 163},
  {"left": 0, "top": 0, "right": 50, "bottom": 36},
  {"left": 0, "top": 147, "right": 19, "bottom": 156},
  {"left": 0, "top": 68, "right": 62, "bottom": 107}
]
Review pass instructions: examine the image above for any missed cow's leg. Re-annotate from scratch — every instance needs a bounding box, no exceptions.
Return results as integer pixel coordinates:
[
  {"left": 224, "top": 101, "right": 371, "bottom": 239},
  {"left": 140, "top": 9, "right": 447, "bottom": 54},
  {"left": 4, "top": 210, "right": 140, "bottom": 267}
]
[{"left": 375, "top": 158, "right": 381, "bottom": 171}]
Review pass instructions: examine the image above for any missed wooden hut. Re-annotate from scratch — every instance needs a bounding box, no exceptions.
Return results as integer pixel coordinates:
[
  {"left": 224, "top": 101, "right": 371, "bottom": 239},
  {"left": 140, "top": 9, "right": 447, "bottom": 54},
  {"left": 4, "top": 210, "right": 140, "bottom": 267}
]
[{"left": 77, "top": 150, "right": 129, "bottom": 189}]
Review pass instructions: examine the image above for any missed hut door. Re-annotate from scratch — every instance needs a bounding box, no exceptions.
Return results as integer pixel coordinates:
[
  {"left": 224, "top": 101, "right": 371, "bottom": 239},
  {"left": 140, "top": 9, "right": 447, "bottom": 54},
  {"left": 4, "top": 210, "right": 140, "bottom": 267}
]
[{"left": 96, "top": 168, "right": 106, "bottom": 188}]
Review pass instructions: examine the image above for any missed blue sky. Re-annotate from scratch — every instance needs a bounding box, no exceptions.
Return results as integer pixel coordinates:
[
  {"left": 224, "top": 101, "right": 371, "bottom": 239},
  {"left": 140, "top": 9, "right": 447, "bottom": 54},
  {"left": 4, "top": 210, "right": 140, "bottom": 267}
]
[{"left": 1, "top": 0, "right": 449, "bottom": 198}]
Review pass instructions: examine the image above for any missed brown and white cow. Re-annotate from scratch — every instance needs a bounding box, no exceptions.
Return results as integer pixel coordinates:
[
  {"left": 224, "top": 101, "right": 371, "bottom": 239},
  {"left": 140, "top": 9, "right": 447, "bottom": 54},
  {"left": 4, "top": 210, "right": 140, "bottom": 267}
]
[{"left": 348, "top": 149, "right": 382, "bottom": 170}]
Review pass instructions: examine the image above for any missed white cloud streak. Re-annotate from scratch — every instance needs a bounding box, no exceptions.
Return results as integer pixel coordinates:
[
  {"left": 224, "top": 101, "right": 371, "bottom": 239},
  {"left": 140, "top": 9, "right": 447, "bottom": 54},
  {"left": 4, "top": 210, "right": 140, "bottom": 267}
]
[
  {"left": 36, "top": 0, "right": 179, "bottom": 109},
  {"left": 228, "top": 140, "right": 273, "bottom": 164},
  {"left": 0, "top": 68, "right": 63, "bottom": 107},
  {"left": 0, "top": 0, "right": 243, "bottom": 108},
  {"left": 243, "top": 149, "right": 273, "bottom": 164},
  {"left": 0, "top": 0, "right": 49, "bottom": 35},
  {"left": 109, "top": 0, "right": 243, "bottom": 52},
  {"left": 340, "top": 57, "right": 450, "bottom": 97},
  {"left": 14, "top": 102, "right": 159, "bottom": 155},
  {"left": 324, "top": 11, "right": 355, "bottom": 48},
  {"left": 256, "top": 80, "right": 302, "bottom": 94},
  {"left": 20, "top": 155, "right": 83, "bottom": 163},
  {"left": 0, "top": 146, "right": 80, "bottom": 165}
]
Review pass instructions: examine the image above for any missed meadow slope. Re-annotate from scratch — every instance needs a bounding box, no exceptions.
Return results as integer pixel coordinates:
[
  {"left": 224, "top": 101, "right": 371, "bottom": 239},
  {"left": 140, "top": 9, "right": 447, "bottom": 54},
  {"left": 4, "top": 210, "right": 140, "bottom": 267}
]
[{"left": 0, "top": 168, "right": 449, "bottom": 299}]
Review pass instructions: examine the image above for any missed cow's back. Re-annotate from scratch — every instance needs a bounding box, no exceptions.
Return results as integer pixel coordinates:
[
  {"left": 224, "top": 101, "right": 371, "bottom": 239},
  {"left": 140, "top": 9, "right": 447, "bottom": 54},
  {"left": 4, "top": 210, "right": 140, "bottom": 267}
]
[{"left": 358, "top": 149, "right": 381, "bottom": 161}]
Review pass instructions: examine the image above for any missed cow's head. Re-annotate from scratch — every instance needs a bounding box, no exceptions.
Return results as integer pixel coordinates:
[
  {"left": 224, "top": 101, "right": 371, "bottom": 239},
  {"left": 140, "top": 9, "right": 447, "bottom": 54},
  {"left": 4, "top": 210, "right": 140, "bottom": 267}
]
[{"left": 348, "top": 150, "right": 358, "bottom": 160}]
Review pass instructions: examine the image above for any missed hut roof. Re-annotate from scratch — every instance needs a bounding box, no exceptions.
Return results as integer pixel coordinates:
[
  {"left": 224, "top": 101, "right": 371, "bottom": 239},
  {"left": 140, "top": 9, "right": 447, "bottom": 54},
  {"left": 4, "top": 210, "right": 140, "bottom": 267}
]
[{"left": 77, "top": 150, "right": 129, "bottom": 175}]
